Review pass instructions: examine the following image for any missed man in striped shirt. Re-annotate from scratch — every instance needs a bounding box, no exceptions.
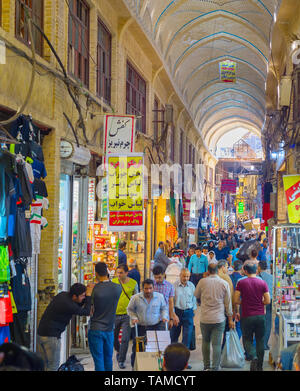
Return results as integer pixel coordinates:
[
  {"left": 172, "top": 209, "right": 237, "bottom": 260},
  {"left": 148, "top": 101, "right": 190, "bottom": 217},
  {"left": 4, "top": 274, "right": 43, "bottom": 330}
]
[{"left": 153, "top": 265, "right": 179, "bottom": 329}]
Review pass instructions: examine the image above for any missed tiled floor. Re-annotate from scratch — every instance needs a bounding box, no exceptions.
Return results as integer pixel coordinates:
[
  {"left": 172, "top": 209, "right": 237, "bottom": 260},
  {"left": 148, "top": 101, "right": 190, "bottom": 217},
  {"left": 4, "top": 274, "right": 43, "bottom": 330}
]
[{"left": 72, "top": 306, "right": 275, "bottom": 372}]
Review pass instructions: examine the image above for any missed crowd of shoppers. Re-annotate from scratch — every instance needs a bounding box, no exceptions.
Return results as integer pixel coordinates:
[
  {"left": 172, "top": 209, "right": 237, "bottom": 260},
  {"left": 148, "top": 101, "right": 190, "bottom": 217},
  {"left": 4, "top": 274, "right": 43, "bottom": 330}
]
[{"left": 7, "top": 227, "right": 278, "bottom": 372}]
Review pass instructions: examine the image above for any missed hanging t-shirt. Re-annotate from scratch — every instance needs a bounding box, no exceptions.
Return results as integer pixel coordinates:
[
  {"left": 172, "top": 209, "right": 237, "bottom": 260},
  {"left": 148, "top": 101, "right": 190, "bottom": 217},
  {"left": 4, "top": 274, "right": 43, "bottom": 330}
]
[
  {"left": 33, "top": 178, "right": 48, "bottom": 198},
  {"left": 32, "top": 159, "right": 47, "bottom": 179},
  {"left": 30, "top": 214, "right": 48, "bottom": 254},
  {"left": 29, "top": 141, "right": 44, "bottom": 162}
]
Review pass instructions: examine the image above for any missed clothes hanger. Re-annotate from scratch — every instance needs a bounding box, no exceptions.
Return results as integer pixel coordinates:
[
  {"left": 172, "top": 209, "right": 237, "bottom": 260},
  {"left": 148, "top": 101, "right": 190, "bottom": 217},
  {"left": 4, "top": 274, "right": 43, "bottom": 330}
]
[{"left": 0, "top": 125, "right": 20, "bottom": 144}]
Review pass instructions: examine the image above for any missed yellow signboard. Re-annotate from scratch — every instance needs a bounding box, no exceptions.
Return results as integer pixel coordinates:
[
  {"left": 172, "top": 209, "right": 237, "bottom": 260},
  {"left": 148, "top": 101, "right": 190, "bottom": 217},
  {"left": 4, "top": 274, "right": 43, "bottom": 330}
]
[
  {"left": 108, "top": 155, "right": 143, "bottom": 211},
  {"left": 283, "top": 175, "right": 300, "bottom": 223}
]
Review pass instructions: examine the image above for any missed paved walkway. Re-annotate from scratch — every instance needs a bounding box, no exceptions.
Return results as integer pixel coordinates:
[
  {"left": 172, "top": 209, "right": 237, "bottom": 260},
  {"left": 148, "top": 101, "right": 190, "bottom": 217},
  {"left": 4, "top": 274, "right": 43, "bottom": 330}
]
[{"left": 72, "top": 306, "right": 274, "bottom": 372}]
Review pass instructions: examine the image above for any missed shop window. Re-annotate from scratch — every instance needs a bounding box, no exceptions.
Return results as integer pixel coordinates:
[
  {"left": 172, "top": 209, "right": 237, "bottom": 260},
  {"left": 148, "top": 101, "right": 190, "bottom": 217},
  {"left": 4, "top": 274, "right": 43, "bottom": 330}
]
[
  {"left": 68, "top": 0, "right": 89, "bottom": 87},
  {"left": 15, "top": 0, "right": 44, "bottom": 56},
  {"left": 153, "top": 97, "right": 159, "bottom": 141},
  {"left": 126, "top": 62, "right": 146, "bottom": 134},
  {"left": 97, "top": 19, "right": 111, "bottom": 104}
]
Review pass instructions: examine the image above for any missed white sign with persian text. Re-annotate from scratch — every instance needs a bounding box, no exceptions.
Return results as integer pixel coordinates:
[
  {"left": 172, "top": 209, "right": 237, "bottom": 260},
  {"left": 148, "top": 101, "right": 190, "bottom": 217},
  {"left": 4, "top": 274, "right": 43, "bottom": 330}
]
[{"left": 104, "top": 115, "right": 136, "bottom": 164}]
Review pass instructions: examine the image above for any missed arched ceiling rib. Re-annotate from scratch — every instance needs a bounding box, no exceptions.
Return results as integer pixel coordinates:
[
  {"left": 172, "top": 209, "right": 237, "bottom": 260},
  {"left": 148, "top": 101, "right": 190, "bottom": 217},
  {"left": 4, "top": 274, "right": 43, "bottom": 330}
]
[{"left": 123, "top": 0, "right": 280, "bottom": 154}]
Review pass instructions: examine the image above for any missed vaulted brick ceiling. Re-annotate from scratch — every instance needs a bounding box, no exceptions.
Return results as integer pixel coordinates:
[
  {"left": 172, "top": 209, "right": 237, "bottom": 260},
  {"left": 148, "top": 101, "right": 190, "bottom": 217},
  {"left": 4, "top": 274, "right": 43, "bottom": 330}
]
[{"left": 123, "top": 0, "right": 280, "bottom": 152}]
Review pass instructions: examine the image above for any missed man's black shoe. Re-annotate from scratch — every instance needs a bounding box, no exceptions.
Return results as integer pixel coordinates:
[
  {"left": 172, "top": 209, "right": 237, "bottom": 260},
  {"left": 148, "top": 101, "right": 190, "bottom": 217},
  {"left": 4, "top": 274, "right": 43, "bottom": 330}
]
[
  {"left": 250, "top": 359, "right": 258, "bottom": 371},
  {"left": 118, "top": 362, "right": 126, "bottom": 369}
]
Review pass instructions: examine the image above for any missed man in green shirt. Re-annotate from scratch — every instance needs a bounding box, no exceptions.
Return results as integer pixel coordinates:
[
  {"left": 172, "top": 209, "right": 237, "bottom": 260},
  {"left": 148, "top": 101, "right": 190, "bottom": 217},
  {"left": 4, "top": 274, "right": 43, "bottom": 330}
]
[{"left": 112, "top": 264, "right": 138, "bottom": 369}]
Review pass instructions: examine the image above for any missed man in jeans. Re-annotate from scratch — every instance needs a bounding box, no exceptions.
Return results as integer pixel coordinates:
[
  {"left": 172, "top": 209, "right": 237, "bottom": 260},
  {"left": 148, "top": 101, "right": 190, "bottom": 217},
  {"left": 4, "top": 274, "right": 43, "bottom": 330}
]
[
  {"left": 112, "top": 264, "right": 138, "bottom": 369},
  {"left": 234, "top": 263, "right": 270, "bottom": 371},
  {"left": 257, "top": 260, "right": 273, "bottom": 350},
  {"left": 88, "top": 262, "right": 122, "bottom": 371},
  {"left": 171, "top": 269, "right": 197, "bottom": 353},
  {"left": 127, "top": 279, "right": 168, "bottom": 368},
  {"left": 194, "top": 263, "right": 234, "bottom": 371},
  {"left": 37, "top": 283, "right": 94, "bottom": 371}
]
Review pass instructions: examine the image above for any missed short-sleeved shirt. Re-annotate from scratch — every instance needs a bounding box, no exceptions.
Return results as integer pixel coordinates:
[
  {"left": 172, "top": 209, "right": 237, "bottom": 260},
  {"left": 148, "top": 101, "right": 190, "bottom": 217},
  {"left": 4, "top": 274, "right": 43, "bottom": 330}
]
[
  {"left": 214, "top": 247, "right": 229, "bottom": 260},
  {"left": 32, "top": 159, "right": 47, "bottom": 179},
  {"left": 153, "top": 279, "right": 175, "bottom": 305},
  {"left": 188, "top": 254, "right": 208, "bottom": 274},
  {"left": 236, "top": 277, "right": 269, "bottom": 318}
]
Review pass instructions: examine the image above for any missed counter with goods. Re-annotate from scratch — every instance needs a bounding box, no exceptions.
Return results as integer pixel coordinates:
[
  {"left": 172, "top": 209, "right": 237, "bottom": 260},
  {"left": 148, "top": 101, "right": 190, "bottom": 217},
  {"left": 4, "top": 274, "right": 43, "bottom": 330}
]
[{"left": 83, "top": 221, "right": 118, "bottom": 282}]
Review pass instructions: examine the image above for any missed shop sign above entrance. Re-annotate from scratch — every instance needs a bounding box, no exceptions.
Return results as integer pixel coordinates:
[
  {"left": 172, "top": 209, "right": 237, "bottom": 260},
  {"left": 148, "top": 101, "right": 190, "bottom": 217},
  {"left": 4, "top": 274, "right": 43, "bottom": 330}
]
[
  {"left": 104, "top": 115, "right": 136, "bottom": 164},
  {"left": 107, "top": 153, "right": 144, "bottom": 232}
]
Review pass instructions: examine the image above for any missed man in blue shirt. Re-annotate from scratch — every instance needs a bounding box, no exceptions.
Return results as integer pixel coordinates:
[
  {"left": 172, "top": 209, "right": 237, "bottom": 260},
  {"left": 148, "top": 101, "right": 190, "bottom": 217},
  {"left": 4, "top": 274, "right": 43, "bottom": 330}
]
[
  {"left": 118, "top": 241, "right": 127, "bottom": 265},
  {"left": 128, "top": 259, "right": 140, "bottom": 291},
  {"left": 258, "top": 260, "right": 273, "bottom": 350},
  {"left": 188, "top": 246, "right": 208, "bottom": 288},
  {"left": 257, "top": 239, "right": 267, "bottom": 260},
  {"left": 127, "top": 279, "right": 168, "bottom": 368},
  {"left": 214, "top": 240, "right": 231, "bottom": 262}
]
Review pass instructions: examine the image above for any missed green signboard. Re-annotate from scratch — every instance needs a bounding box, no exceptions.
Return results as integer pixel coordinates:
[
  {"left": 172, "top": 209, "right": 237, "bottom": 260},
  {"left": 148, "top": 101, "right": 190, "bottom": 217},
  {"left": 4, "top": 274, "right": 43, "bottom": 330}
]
[{"left": 238, "top": 202, "right": 244, "bottom": 214}]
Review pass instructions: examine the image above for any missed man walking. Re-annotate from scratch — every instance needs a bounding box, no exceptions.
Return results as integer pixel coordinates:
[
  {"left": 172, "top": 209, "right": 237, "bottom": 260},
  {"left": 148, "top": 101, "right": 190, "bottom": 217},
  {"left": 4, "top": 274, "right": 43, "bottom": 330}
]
[
  {"left": 127, "top": 279, "right": 168, "bottom": 368},
  {"left": 194, "top": 264, "right": 234, "bottom": 371},
  {"left": 88, "top": 262, "right": 122, "bottom": 371},
  {"left": 171, "top": 269, "right": 197, "bottom": 351},
  {"left": 234, "top": 263, "right": 270, "bottom": 371},
  {"left": 118, "top": 241, "right": 127, "bottom": 265},
  {"left": 37, "top": 283, "right": 94, "bottom": 371},
  {"left": 188, "top": 246, "right": 208, "bottom": 288},
  {"left": 154, "top": 241, "right": 171, "bottom": 272},
  {"left": 152, "top": 265, "right": 179, "bottom": 329},
  {"left": 112, "top": 264, "right": 138, "bottom": 369},
  {"left": 257, "top": 260, "right": 273, "bottom": 350}
]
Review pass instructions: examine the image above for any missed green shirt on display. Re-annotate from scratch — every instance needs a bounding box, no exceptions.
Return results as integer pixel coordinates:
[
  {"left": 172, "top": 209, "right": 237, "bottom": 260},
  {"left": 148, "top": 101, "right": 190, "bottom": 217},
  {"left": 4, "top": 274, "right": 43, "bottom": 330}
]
[{"left": 112, "top": 277, "right": 138, "bottom": 315}]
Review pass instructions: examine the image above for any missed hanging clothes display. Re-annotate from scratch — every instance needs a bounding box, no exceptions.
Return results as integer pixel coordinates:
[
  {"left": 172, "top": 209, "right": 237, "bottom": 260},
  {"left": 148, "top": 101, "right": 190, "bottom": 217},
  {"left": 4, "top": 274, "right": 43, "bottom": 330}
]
[{"left": 0, "top": 114, "right": 50, "bottom": 346}]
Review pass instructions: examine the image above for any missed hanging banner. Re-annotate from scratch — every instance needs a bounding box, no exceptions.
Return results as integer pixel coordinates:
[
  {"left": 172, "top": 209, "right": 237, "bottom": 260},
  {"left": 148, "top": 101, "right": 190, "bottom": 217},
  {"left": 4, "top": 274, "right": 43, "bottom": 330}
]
[
  {"left": 283, "top": 175, "right": 300, "bottom": 223},
  {"left": 182, "top": 194, "right": 191, "bottom": 223},
  {"left": 104, "top": 115, "right": 136, "bottom": 164},
  {"left": 107, "top": 153, "right": 144, "bottom": 232},
  {"left": 219, "top": 60, "right": 237, "bottom": 83},
  {"left": 221, "top": 179, "right": 237, "bottom": 194}
]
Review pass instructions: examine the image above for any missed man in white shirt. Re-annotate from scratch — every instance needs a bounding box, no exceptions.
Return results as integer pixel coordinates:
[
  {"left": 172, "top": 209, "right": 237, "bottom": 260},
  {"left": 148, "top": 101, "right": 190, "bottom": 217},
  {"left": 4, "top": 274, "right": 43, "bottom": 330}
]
[{"left": 194, "top": 264, "right": 234, "bottom": 371}]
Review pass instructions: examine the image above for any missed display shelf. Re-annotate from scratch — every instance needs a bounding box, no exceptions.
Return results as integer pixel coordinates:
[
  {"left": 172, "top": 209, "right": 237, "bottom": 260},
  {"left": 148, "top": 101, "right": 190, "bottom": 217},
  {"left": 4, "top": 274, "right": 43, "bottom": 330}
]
[
  {"left": 271, "top": 224, "right": 300, "bottom": 359},
  {"left": 93, "top": 248, "right": 117, "bottom": 251}
]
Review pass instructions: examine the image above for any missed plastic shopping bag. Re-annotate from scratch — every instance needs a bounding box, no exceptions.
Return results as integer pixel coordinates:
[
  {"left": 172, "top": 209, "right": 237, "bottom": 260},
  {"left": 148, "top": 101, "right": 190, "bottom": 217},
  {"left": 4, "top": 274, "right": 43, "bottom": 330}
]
[{"left": 221, "top": 329, "right": 245, "bottom": 368}]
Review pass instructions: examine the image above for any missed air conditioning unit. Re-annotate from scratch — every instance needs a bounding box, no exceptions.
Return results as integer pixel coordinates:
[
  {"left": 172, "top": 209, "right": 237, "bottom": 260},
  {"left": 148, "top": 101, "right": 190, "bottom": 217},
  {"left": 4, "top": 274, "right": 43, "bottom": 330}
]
[{"left": 280, "top": 76, "right": 292, "bottom": 107}]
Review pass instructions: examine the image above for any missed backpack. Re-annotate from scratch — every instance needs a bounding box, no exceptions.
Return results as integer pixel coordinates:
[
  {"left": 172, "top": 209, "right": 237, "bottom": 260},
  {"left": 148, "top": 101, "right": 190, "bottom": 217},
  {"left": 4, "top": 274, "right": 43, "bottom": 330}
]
[{"left": 57, "top": 355, "right": 84, "bottom": 371}]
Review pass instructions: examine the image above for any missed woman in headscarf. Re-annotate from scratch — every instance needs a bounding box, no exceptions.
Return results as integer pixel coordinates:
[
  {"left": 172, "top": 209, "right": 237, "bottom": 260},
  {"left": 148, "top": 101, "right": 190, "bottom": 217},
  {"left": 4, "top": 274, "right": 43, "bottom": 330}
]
[{"left": 207, "top": 250, "right": 218, "bottom": 265}]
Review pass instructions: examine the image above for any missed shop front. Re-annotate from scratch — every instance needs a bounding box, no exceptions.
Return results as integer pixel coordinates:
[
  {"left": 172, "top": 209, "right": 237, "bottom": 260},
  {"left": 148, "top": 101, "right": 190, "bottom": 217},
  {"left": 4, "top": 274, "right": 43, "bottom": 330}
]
[{"left": 0, "top": 111, "right": 51, "bottom": 352}]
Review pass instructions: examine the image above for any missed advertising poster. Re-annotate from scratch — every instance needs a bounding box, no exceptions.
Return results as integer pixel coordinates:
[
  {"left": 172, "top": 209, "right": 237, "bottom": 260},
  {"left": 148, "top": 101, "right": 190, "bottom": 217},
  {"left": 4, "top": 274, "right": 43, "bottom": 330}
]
[
  {"left": 107, "top": 153, "right": 144, "bottom": 232},
  {"left": 219, "top": 60, "right": 237, "bottom": 83},
  {"left": 283, "top": 175, "right": 300, "bottom": 223}
]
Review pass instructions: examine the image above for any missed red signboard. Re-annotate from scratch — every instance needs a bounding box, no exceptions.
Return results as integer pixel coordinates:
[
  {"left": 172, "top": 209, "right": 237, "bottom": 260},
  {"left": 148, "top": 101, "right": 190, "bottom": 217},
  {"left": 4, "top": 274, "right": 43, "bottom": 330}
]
[
  {"left": 109, "top": 211, "right": 143, "bottom": 227},
  {"left": 221, "top": 179, "right": 237, "bottom": 194}
]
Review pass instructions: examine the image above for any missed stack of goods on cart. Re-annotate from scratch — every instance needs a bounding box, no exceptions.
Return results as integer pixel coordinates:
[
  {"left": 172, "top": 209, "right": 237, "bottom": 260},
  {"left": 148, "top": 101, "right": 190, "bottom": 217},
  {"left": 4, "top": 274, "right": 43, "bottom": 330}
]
[{"left": 0, "top": 115, "right": 49, "bottom": 347}]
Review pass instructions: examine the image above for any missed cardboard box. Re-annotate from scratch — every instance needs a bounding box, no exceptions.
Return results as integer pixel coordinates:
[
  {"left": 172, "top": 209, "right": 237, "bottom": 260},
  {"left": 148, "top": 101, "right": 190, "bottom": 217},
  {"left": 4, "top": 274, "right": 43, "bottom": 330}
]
[{"left": 134, "top": 352, "right": 160, "bottom": 371}]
